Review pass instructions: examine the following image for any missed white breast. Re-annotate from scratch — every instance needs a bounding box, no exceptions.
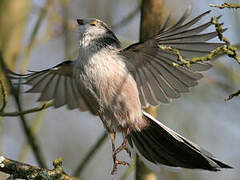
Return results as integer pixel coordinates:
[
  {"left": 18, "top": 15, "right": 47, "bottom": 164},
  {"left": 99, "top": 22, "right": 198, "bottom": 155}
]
[{"left": 76, "top": 49, "right": 143, "bottom": 132}]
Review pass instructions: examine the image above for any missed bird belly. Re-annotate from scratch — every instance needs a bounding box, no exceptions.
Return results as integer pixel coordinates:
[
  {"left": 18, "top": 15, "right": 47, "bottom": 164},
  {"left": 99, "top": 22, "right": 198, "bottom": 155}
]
[{"left": 77, "top": 53, "right": 144, "bottom": 132}]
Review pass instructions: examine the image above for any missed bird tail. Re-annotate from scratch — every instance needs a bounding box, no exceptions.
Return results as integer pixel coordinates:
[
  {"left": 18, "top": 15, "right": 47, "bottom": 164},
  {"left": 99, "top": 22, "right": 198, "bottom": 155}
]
[{"left": 129, "top": 111, "right": 232, "bottom": 171}]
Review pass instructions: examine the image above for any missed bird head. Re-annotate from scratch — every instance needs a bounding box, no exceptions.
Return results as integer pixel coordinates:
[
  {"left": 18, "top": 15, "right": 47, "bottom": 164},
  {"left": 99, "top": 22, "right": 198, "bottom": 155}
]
[{"left": 77, "top": 18, "right": 120, "bottom": 49}]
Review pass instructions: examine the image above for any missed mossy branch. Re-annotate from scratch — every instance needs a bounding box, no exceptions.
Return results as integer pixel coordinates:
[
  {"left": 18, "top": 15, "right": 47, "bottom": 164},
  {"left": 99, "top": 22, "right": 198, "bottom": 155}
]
[
  {"left": 159, "top": 16, "right": 240, "bottom": 101},
  {"left": 159, "top": 17, "right": 240, "bottom": 67},
  {"left": 211, "top": 17, "right": 240, "bottom": 64},
  {"left": 210, "top": 3, "right": 240, "bottom": 9},
  {"left": 0, "top": 156, "right": 81, "bottom": 180}
]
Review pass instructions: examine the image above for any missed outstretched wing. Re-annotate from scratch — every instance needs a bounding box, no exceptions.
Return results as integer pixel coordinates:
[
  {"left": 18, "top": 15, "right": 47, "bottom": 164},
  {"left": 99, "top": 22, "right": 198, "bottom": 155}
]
[
  {"left": 120, "top": 7, "right": 226, "bottom": 107},
  {"left": 9, "top": 61, "right": 89, "bottom": 111}
]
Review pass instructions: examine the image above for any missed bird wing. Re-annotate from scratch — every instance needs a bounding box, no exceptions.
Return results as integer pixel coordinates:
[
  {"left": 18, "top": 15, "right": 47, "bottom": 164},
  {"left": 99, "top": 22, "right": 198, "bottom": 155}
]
[
  {"left": 8, "top": 61, "right": 89, "bottom": 111},
  {"left": 120, "top": 8, "right": 226, "bottom": 107}
]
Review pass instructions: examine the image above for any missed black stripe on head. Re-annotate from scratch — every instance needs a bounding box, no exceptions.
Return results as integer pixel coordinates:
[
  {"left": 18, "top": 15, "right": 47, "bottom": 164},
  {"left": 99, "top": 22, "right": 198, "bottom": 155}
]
[
  {"left": 98, "top": 21, "right": 121, "bottom": 48},
  {"left": 95, "top": 34, "right": 121, "bottom": 49},
  {"left": 105, "top": 29, "right": 121, "bottom": 48}
]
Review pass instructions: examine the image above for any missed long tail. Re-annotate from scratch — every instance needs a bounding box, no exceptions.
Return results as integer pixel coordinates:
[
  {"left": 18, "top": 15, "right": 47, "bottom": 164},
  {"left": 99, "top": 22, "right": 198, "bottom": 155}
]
[{"left": 129, "top": 111, "right": 232, "bottom": 171}]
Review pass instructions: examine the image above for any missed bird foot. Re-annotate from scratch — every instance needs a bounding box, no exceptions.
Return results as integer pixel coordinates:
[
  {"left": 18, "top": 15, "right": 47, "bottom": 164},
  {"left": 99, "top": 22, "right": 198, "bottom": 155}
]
[
  {"left": 109, "top": 129, "right": 131, "bottom": 175},
  {"left": 111, "top": 157, "right": 130, "bottom": 175}
]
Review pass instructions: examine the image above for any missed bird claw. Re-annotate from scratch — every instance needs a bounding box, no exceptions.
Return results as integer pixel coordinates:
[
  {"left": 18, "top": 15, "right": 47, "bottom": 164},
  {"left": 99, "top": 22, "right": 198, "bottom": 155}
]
[
  {"left": 111, "top": 158, "right": 130, "bottom": 175},
  {"left": 110, "top": 129, "right": 131, "bottom": 175},
  {"left": 111, "top": 139, "right": 131, "bottom": 175}
]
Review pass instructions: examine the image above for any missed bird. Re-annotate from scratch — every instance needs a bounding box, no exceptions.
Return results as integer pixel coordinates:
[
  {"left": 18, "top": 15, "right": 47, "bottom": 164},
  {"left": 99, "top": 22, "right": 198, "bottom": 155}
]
[{"left": 8, "top": 6, "right": 232, "bottom": 175}]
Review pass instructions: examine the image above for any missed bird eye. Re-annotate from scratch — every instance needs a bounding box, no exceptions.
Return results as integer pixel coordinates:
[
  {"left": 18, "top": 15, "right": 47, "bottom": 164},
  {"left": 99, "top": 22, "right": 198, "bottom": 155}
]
[{"left": 90, "top": 21, "right": 97, "bottom": 26}]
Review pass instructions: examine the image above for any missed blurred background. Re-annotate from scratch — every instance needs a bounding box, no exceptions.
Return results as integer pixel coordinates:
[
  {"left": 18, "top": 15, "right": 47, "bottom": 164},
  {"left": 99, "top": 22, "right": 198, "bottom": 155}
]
[{"left": 0, "top": 0, "right": 240, "bottom": 179}]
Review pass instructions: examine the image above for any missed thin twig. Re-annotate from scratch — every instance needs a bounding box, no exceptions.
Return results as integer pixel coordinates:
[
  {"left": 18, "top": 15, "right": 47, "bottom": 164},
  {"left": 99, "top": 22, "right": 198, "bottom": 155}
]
[
  {"left": 61, "top": 0, "right": 71, "bottom": 57},
  {"left": 159, "top": 17, "right": 240, "bottom": 67},
  {"left": 136, "top": 0, "right": 164, "bottom": 179},
  {"left": 210, "top": 3, "right": 240, "bottom": 9},
  {"left": 19, "top": 109, "right": 45, "bottom": 162},
  {"left": 159, "top": 17, "right": 240, "bottom": 101},
  {"left": 0, "top": 101, "right": 53, "bottom": 117},
  {"left": 225, "top": 90, "right": 240, "bottom": 101},
  {"left": 0, "top": 53, "right": 47, "bottom": 168},
  {"left": 73, "top": 132, "right": 108, "bottom": 177},
  {"left": 112, "top": 4, "right": 140, "bottom": 30},
  {"left": 0, "top": 156, "right": 81, "bottom": 180},
  {"left": 21, "top": 0, "right": 54, "bottom": 73},
  {"left": 0, "top": 80, "right": 7, "bottom": 112}
]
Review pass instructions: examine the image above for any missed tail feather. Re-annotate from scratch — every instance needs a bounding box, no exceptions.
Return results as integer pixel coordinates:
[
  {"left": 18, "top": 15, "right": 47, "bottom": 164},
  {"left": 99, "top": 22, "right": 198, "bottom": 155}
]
[{"left": 129, "top": 111, "right": 232, "bottom": 171}]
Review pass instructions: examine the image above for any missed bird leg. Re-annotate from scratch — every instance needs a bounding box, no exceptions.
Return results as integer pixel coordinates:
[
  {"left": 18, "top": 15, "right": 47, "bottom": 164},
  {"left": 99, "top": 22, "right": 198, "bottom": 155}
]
[
  {"left": 113, "top": 128, "right": 131, "bottom": 158},
  {"left": 109, "top": 131, "right": 130, "bottom": 175}
]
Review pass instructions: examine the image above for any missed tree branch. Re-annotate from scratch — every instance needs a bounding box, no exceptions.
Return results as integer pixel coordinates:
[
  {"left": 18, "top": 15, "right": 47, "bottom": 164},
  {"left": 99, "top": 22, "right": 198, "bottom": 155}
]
[
  {"left": 136, "top": 0, "right": 166, "bottom": 179},
  {"left": 0, "top": 52, "right": 47, "bottom": 168},
  {"left": 225, "top": 90, "right": 240, "bottom": 101},
  {"left": 0, "top": 156, "right": 80, "bottom": 180},
  {"left": 73, "top": 132, "right": 108, "bottom": 177},
  {"left": 0, "top": 79, "right": 7, "bottom": 112},
  {"left": 0, "top": 102, "right": 53, "bottom": 117},
  {"left": 112, "top": 3, "right": 140, "bottom": 31},
  {"left": 210, "top": 3, "right": 240, "bottom": 9},
  {"left": 21, "top": 0, "right": 54, "bottom": 73},
  {"left": 159, "top": 17, "right": 240, "bottom": 67},
  {"left": 158, "top": 16, "right": 240, "bottom": 101}
]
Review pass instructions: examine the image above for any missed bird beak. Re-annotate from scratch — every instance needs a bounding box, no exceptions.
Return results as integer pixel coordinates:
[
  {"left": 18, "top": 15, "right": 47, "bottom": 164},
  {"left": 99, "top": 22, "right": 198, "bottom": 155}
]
[{"left": 77, "top": 19, "right": 84, "bottom": 25}]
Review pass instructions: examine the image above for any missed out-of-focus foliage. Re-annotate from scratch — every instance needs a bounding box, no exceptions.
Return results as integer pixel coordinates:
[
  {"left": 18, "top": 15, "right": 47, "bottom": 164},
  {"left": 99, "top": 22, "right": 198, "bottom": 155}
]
[{"left": 0, "top": 0, "right": 30, "bottom": 70}]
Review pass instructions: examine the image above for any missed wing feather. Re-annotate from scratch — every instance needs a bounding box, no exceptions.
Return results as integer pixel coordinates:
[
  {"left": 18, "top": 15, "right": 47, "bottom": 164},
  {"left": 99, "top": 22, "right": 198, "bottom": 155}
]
[
  {"left": 66, "top": 76, "right": 78, "bottom": 109},
  {"left": 158, "top": 10, "right": 211, "bottom": 37},
  {"left": 136, "top": 68, "right": 159, "bottom": 106},
  {"left": 120, "top": 9, "right": 224, "bottom": 107},
  {"left": 145, "top": 63, "right": 180, "bottom": 99},
  {"left": 10, "top": 61, "right": 89, "bottom": 111},
  {"left": 54, "top": 75, "right": 66, "bottom": 108},
  {"left": 149, "top": 61, "right": 190, "bottom": 93},
  {"left": 132, "top": 72, "right": 148, "bottom": 107},
  {"left": 38, "top": 74, "right": 58, "bottom": 101}
]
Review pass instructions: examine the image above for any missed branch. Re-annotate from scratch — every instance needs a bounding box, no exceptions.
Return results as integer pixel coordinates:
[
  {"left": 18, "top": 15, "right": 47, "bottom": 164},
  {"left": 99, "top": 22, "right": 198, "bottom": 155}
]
[
  {"left": 210, "top": 3, "right": 240, "bottom": 9},
  {"left": 225, "top": 90, "right": 240, "bottom": 101},
  {"left": 73, "top": 132, "right": 108, "bottom": 177},
  {"left": 136, "top": 157, "right": 156, "bottom": 180},
  {"left": 112, "top": 4, "right": 140, "bottom": 30},
  {"left": 211, "top": 17, "right": 240, "bottom": 63},
  {"left": 0, "top": 156, "right": 80, "bottom": 180},
  {"left": 21, "top": 0, "right": 54, "bottom": 73},
  {"left": 0, "top": 52, "right": 47, "bottom": 168},
  {"left": 159, "top": 16, "right": 240, "bottom": 67},
  {"left": 159, "top": 16, "right": 240, "bottom": 101},
  {"left": 136, "top": 0, "right": 165, "bottom": 179},
  {"left": 0, "top": 80, "right": 7, "bottom": 112},
  {"left": 0, "top": 102, "right": 53, "bottom": 117}
]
